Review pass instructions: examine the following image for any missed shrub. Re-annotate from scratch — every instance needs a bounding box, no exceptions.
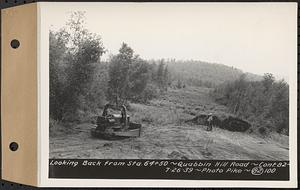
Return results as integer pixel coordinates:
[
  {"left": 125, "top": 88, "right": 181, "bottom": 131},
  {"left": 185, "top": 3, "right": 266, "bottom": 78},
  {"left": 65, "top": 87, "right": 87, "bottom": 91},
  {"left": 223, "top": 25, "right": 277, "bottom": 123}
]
[
  {"left": 258, "top": 126, "right": 268, "bottom": 136},
  {"left": 49, "top": 118, "right": 60, "bottom": 128},
  {"left": 137, "top": 83, "right": 159, "bottom": 103}
]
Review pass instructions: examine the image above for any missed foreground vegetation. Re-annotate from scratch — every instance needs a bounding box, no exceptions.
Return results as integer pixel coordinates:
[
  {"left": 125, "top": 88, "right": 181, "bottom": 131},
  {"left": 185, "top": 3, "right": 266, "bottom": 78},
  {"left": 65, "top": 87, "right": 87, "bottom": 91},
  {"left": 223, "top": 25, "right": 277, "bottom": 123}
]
[{"left": 212, "top": 74, "right": 289, "bottom": 135}]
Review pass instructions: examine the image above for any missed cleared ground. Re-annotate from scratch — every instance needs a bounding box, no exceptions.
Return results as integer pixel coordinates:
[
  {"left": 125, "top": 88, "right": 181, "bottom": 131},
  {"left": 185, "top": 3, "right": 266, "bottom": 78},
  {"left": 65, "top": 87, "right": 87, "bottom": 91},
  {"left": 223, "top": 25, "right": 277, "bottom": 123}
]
[{"left": 50, "top": 87, "right": 289, "bottom": 160}]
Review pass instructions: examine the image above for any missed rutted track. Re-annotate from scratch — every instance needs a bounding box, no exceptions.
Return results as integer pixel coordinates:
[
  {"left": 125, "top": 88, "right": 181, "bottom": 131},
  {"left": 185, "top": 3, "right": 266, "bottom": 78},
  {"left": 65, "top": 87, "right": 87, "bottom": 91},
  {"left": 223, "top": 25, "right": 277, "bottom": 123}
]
[{"left": 50, "top": 122, "right": 288, "bottom": 160}]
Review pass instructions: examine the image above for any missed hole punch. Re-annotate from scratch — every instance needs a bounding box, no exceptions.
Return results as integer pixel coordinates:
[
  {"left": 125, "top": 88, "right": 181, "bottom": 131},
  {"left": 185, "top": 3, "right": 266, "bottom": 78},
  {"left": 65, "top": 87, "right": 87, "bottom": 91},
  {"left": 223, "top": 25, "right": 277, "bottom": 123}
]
[
  {"left": 10, "top": 39, "right": 20, "bottom": 49},
  {"left": 9, "top": 142, "right": 19, "bottom": 151}
]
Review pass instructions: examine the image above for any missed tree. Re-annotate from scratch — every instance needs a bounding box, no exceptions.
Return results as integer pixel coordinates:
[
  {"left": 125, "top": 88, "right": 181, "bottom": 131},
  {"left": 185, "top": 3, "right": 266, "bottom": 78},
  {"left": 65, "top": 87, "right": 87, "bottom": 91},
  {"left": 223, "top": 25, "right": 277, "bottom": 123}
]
[
  {"left": 127, "top": 57, "right": 150, "bottom": 100},
  {"left": 49, "top": 31, "right": 68, "bottom": 120},
  {"left": 85, "top": 63, "right": 109, "bottom": 111},
  {"left": 107, "top": 43, "right": 155, "bottom": 104},
  {"left": 263, "top": 73, "right": 275, "bottom": 92},
  {"left": 267, "top": 80, "right": 289, "bottom": 134},
  {"left": 156, "top": 60, "right": 165, "bottom": 91},
  {"left": 163, "top": 65, "right": 170, "bottom": 90},
  {"left": 65, "top": 34, "right": 105, "bottom": 113},
  {"left": 107, "top": 43, "right": 134, "bottom": 105},
  {"left": 212, "top": 74, "right": 289, "bottom": 136},
  {"left": 49, "top": 11, "right": 105, "bottom": 121},
  {"left": 176, "top": 79, "right": 183, "bottom": 89}
]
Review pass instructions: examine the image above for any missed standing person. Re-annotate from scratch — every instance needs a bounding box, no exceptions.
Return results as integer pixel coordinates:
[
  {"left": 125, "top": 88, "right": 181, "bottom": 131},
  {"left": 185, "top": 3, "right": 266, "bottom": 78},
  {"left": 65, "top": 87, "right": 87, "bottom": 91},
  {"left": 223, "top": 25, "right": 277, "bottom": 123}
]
[{"left": 207, "top": 113, "right": 213, "bottom": 131}]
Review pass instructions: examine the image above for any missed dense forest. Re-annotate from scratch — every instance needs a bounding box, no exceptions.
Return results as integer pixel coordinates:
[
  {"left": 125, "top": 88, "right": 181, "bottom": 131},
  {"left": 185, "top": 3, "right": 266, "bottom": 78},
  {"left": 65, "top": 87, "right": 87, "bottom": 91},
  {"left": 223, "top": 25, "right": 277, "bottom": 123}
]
[
  {"left": 50, "top": 12, "right": 289, "bottom": 136},
  {"left": 165, "top": 60, "right": 262, "bottom": 88}
]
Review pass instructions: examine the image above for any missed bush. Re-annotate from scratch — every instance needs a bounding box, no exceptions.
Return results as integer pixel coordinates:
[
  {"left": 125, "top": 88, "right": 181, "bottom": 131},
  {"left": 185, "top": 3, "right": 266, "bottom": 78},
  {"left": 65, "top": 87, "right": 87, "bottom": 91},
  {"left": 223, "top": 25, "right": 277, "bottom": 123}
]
[
  {"left": 62, "top": 109, "right": 87, "bottom": 123},
  {"left": 49, "top": 118, "right": 72, "bottom": 137},
  {"left": 49, "top": 118, "right": 60, "bottom": 128},
  {"left": 137, "top": 83, "right": 159, "bottom": 103},
  {"left": 258, "top": 126, "right": 268, "bottom": 136},
  {"left": 141, "top": 114, "right": 154, "bottom": 123}
]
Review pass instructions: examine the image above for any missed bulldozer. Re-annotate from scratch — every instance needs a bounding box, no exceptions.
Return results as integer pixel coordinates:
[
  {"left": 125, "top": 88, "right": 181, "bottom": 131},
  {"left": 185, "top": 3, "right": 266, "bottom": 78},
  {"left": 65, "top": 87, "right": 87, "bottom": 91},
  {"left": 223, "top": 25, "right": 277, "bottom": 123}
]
[{"left": 91, "top": 104, "right": 142, "bottom": 139}]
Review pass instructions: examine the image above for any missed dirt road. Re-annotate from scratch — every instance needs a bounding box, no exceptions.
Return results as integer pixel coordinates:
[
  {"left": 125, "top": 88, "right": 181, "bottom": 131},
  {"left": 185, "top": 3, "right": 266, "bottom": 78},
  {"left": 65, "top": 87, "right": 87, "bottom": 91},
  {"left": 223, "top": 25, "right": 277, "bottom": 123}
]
[{"left": 50, "top": 122, "right": 288, "bottom": 160}]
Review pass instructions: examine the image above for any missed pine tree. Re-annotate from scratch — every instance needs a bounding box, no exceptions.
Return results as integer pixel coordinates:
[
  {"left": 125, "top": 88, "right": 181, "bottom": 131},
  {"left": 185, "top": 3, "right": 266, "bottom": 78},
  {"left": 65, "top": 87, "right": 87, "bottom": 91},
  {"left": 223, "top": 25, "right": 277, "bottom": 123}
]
[
  {"left": 156, "top": 60, "right": 165, "bottom": 91},
  {"left": 163, "top": 65, "right": 169, "bottom": 90}
]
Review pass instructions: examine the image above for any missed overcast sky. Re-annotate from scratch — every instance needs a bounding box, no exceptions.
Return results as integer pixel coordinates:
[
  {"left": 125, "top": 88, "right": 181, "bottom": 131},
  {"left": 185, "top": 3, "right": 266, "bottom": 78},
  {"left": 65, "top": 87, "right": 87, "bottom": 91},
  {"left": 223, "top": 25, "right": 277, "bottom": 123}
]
[{"left": 44, "top": 2, "right": 297, "bottom": 79}]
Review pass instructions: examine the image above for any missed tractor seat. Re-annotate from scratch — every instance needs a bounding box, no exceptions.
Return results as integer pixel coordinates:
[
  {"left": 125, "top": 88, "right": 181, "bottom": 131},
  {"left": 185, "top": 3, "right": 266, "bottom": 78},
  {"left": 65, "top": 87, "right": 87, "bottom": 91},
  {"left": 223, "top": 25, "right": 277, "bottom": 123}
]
[{"left": 112, "top": 114, "right": 122, "bottom": 119}]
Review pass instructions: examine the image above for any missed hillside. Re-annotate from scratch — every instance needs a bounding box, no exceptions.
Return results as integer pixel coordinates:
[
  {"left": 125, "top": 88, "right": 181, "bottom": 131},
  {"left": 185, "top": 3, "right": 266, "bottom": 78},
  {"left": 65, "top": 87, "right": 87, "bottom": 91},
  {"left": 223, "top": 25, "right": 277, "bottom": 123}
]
[
  {"left": 50, "top": 86, "right": 288, "bottom": 160},
  {"left": 166, "top": 60, "right": 262, "bottom": 86}
]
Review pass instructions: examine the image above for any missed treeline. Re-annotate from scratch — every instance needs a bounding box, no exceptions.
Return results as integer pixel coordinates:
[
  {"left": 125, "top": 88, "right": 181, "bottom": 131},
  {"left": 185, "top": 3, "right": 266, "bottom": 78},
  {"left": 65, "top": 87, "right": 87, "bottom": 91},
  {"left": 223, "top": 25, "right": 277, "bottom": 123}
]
[
  {"left": 212, "top": 74, "right": 289, "bottom": 135},
  {"left": 166, "top": 60, "right": 262, "bottom": 88},
  {"left": 50, "top": 12, "right": 170, "bottom": 122}
]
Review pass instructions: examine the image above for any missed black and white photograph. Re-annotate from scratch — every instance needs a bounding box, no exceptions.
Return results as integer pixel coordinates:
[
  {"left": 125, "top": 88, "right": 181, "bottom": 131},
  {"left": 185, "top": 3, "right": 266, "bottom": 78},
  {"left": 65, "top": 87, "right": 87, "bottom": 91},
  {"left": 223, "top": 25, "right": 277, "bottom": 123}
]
[{"left": 48, "top": 3, "right": 294, "bottom": 162}]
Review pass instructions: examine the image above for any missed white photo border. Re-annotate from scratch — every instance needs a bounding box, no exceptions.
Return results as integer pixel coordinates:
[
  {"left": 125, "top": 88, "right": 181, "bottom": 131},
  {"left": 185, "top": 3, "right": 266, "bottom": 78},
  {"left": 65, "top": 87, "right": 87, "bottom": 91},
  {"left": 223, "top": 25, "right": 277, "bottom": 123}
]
[{"left": 38, "top": 2, "right": 298, "bottom": 187}]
